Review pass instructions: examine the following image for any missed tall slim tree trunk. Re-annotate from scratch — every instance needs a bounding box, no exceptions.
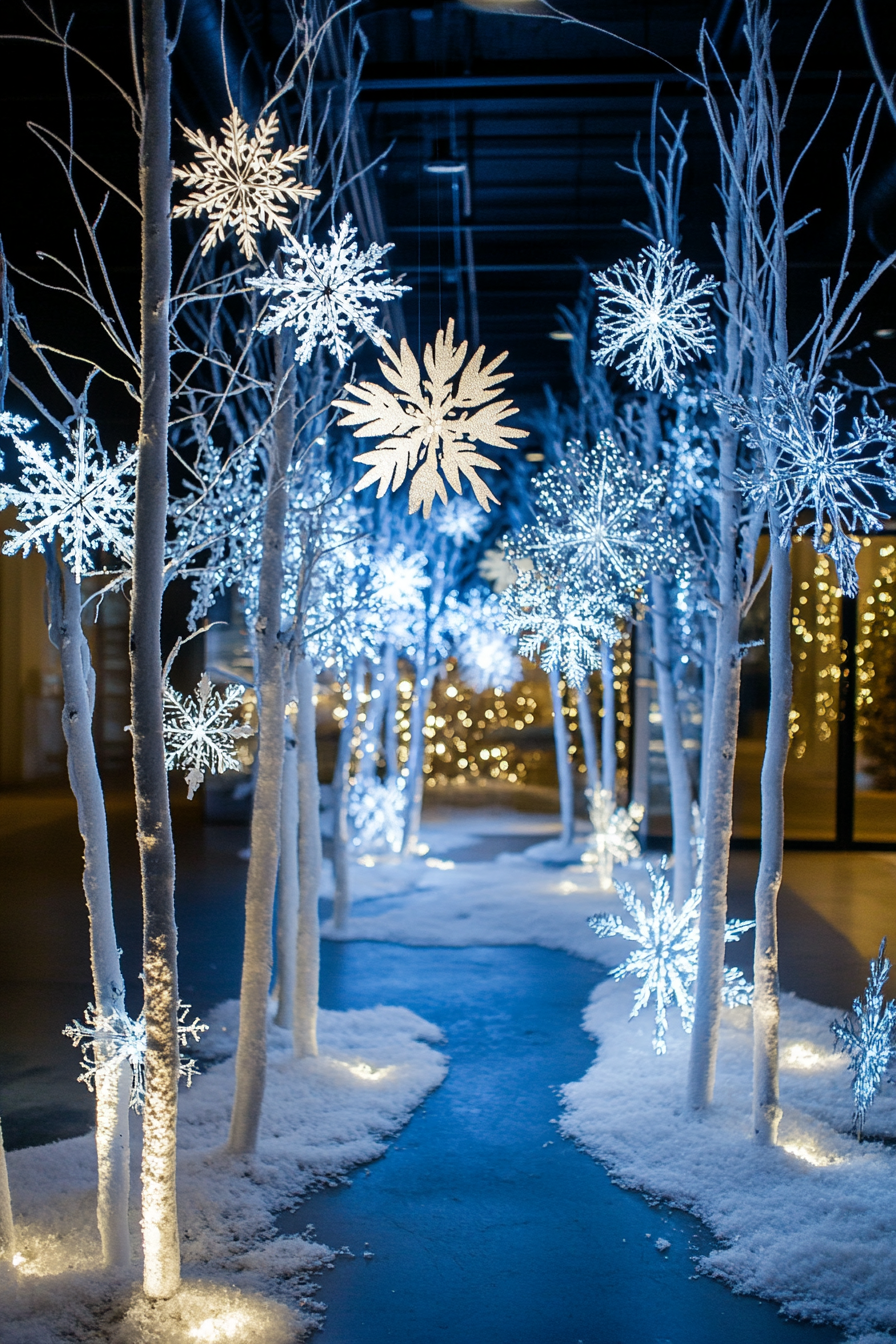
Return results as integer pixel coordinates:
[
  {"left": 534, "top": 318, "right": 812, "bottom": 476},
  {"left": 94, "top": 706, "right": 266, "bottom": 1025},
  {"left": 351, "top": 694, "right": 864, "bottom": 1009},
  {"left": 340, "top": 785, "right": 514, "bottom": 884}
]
[
  {"left": 357, "top": 656, "right": 387, "bottom": 781},
  {"left": 332, "top": 658, "right": 363, "bottom": 930},
  {"left": 699, "top": 611, "right": 717, "bottom": 822},
  {"left": 401, "top": 661, "right": 434, "bottom": 858},
  {"left": 688, "top": 430, "right": 743, "bottom": 1112},
  {"left": 134, "top": 0, "right": 178, "bottom": 1297},
  {"left": 49, "top": 556, "right": 130, "bottom": 1265},
  {"left": 630, "top": 620, "right": 652, "bottom": 831},
  {"left": 294, "top": 655, "right": 322, "bottom": 1058},
  {"left": 752, "top": 537, "right": 793, "bottom": 1144},
  {"left": 549, "top": 667, "right": 575, "bottom": 848},
  {"left": 576, "top": 679, "right": 599, "bottom": 798},
  {"left": 650, "top": 578, "right": 694, "bottom": 906},
  {"left": 599, "top": 641, "right": 617, "bottom": 797},
  {"left": 0, "top": 1119, "right": 14, "bottom": 1261},
  {"left": 228, "top": 349, "right": 294, "bottom": 1155},
  {"left": 382, "top": 643, "right": 400, "bottom": 782},
  {"left": 274, "top": 686, "right": 299, "bottom": 1032}
]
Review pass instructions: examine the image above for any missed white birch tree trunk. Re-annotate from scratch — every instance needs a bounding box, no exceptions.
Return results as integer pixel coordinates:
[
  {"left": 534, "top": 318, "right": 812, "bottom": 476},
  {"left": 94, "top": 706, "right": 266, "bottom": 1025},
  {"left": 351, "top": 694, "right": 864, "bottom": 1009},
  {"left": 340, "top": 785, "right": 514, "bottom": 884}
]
[
  {"left": 332, "top": 658, "right": 362, "bottom": 930},
  {"left": 0, "top": 1119, "right": 14, "bottom": 1261},
  {"left": 49, "top": 555, "right": 130, "bottom": 1266},
  {"left": 294, "top": 655, "right": 321, "bottom": 1058},
  {"left": 650, "top": 578, "right": 694, "bottom": 906},
  {"left": 699, "top": 611, "right": 717, "bottom": 822},
  {"left": 599, "top": 641, "right": 617, "bottom": 797},
  {"left": 752, "top": 536, "right": 793, "bottom": 1144},
  {"left": 549, "top": 667, "right": 575, "bottom": 848},
  {"left": 133, "top": 0, "right": 179, "bottom": 1296},
  {"left": 630, "top": 620, "right": 652, "bottom": 830},
  {"left": 381, "top": 643, "right": 400, "bottom": 782},
  {"left": 274, "top": 687, "right": 299, "bottom": 1032},
  {"left": 576, "top": 679, "right": 599, "bottom": 799},
  {"left": 401, "top": 662, "right": 434, "bottom": 858}
]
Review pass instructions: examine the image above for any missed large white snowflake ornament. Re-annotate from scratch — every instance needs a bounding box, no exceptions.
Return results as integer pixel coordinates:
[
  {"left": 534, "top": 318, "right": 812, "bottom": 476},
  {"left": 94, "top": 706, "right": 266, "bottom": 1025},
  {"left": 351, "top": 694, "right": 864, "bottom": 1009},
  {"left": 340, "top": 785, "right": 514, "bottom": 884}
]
[
  {"left": 173, "top": 108, "right": 319, "bottom": 259},
  {"left": 163, "top": 673, "right": 254, "bottom": 799},
  {"left": 0, "top": 415, "right": 135, "bottom": 582},
  {"left": 582, "top": 788, "right": 644, "bottom": 892},
  {"left": 64, "top": 1001, "right": 207, "bottom": 1111},
  {"left": 249, "top": 215, "right": 408, "bottom": 365},
  {"left": 831, "top": 938, "right": 896, "bottom": 1139},
  {"left": 501, "top": 568, "right": 620, "bottom": 684},
  {"left": 592, "top": 241, "right": 718, "bottom": 394},
  {"left": 335, "top": 318, "right": 529, "bottom": 517},
  {"left": 589, "top": 860, "right": 754, "bottom": 1053}
]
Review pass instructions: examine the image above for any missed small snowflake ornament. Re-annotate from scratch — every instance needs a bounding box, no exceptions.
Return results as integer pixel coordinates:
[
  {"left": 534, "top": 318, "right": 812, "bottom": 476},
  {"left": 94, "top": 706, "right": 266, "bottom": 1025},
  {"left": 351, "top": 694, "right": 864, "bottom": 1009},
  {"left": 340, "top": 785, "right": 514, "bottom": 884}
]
[
  {"left": 582, "top": 788, "right": 645, "bottom": 892},
  {"left": 0, "top": 414, "right": 135, "bottom": 582},
  {"left": 335, "top": 318, "right": 529, "bottom": 517},
  {"left": 348, "top": 776, "right": 407, "bottom": 855},
  {"left": 592, "top": 241, "right": 717, "bottom": 394},
  {"left": 501, "top": 568, "right": 620, "bottom": 684},
  {"left": 64, "top": 1001, "right": 207, "bottom": 1111},
  {"left": 250, "top": 215, "right": 408, "bottom": 365},
  {"left": 163, "top": 672, "right": 254, "bottom": 799},
  {"left": 831, "top": 938, "right": 896, "bottom": 1138},
  {"left": 173, "top": 107, "right": 319, "bottom": 259}
]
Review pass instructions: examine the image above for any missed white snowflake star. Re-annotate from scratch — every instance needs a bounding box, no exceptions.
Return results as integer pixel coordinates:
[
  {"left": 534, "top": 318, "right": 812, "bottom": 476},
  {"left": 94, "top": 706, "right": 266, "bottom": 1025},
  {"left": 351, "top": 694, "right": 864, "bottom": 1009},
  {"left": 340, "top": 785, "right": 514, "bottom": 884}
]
[
  {"left": 592, "top": 241, "right": 717, "bottom": 394},
  {"left": 582, "top": 788, "right": 645, "bottom": 892},
  {"left": 589, "top": 859, "right": 753, "bottom": 1053},
  {"left": 501, "top": 568, "right": 620, "bottom": 685},
  {"left": 348, "top": 776, "right": 407, "bottom": 855},
  {"left": 435, "top": 494, "right": 489, "bottom": 544},
  {"left": 446, "top": 588, "right": 521, "bottom": 693},
  {"left": 0, "top": 415, "right": 135, "bottom": 583},
  {"left": 64, "top": 1002, "right": 207, "bottom": 1111},
  {"left": 249, "top": 215, "right": 408, "bottom": 365},
  {"left": 163, "top": 672, "right": 254, "bottom": 799},
  {"left": 173, "top": 107, "right": 319, "bottom": 259},
  {"left": 831, "top": 938, "right": 896, "bottom": 1138}
]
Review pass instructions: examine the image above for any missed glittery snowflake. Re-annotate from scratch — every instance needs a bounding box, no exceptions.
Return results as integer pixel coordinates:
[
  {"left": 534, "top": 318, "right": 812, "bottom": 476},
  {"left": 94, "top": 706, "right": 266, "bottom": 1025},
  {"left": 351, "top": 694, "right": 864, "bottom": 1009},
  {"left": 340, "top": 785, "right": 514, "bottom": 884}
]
[
  {"left": 173, "top": 107, "right": 319, "bottom": 259},
  {"left": 582, "top": 789, "right": 645, "bottom": 892},
  {"left": 348, "top": 776, "right": 407, "bottom": 854},
  {"left": 725, "top": 364, "right": 896, "bottom": 598},
  {"left": 589, "top": 859, "right": 754, "bottom": 1053},
  {"left": 592, "top": 241, "right": 718, "bottom": 395},
  {"left": 163, "top": 672, "right": 254, "bottom": 799},
  {"left": 249, "top": 214, "right": 408, "bottom": 365},
  {"left": 501, "top": 568, "right": 619, "bottom": 684},
  {"left": 831, "top": 938, "right": 896, "bottom": 1139},
  {"left": 446, "top": 588, "right": 521, "bottom": 693},
  {"left": 64, "top": 1002, "right": 207, "bottom": 1111},
  {"left": 335, "top": 318, "right": 529, "bottom": 517},
  {"left": 0, "top": 415, "right": 135, "bottom": 582}
]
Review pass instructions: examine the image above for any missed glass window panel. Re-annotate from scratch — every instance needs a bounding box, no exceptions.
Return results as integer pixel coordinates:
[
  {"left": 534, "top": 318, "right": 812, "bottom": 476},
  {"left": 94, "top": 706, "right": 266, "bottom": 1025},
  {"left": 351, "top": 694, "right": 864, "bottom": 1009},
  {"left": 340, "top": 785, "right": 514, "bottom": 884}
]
[{"left": 854, "top": 535, "right": 896, "bottom": 843}]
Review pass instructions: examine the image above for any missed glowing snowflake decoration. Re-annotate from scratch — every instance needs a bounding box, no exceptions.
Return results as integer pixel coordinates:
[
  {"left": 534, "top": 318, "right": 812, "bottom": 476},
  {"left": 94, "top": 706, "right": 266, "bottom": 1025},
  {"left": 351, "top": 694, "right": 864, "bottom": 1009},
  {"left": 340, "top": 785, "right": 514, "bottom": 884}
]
[
  {"left": 173, "top": 107, "right": 319, "bottom": 258},
  {"left": 163, "top": 673, "right": 254, "bottom": 799},
  {"left": 446, "top": 588, "right": 521, "bottom": 693},
  {"left": 64, "top": 1002, "right": 207, "bottom": 1111},
  {"left": 249, "top": 214, "right": 408, "bottom": 365},
  {"left": 335, "top": 318, "right": 529, "bottom": 517},
  {"left": 725, "top": 364, "right": 896, "bottom": 598},
  {"left": 436, "top": 494, "right": 489, "bottom": 545},
  {"left": 501, "top": 568, "right": 620, "bottom": 684},
  {"left": 589, "top": 859, "right": 754, "bottom": 1053},
  {"left": 831, "top": 938, "right": 896, "bottom": 1138},
  {"left": 370, "top": 546, "right": 430, "bottom": 613},
  {"left": 592, "top": 241, "right": 718, "bottom": 394},
  {"left": 0, "top": 415, "right": 135, "bottom": 582},
  {"left": 348, "top": 776, "right": 407, "bottom": 854},
  {"left": 582, "top": 789, "right": 644, "bottom": 892}
]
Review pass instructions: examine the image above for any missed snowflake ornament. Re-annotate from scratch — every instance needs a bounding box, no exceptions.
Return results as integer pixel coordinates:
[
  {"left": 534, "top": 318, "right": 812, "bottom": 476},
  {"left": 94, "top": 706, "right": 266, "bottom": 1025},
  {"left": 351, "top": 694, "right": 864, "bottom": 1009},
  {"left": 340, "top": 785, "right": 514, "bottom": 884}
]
[
  {"left": 831, "top": 938, "right": 896, "bottom": 1139},
  {"left": 589, "top": 860, "right": 754, "bottom": 1054},
  {"left": 163, "top": 672, "right": 254, "bottom": 799},
  {"left": 0, "top": 415, "right": 135, "bottom": 582},
  {"left": 173, "top": 108, "right": 319, "bottom": 259},
  {"left": 501, "top": 567, "right": 620, "bottom": 684},
  {"left": 582, "top": 788, "right": 644, "bottom": 892},
  {"left": 249, "top": 215, "right": 408, "bottom": 365},
  {"left": 446, "top": 588, "right": 522, "bottom": 693},
  {"left": 64, "top": 1001, "right": 207, "bottom": 1111},
  {"left": 435, "top": 494, "right": 489, "bottom": 544},
  {"left": 592, "top": 241, "right": 718, "bottom": 394},
  {"left": 335, "top": 318, "right": 529, "bottom": 517},
  {"left": 348, "top": 776, "right": 407, "bottom": 855}
]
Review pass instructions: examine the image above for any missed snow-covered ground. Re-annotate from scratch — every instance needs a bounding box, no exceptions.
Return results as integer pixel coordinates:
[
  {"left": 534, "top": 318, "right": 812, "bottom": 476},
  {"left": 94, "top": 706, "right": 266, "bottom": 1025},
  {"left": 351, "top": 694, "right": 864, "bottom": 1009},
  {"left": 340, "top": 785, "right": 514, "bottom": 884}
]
[{"left": 1, "top": 1005, "right": 446, "bottom": 1343}]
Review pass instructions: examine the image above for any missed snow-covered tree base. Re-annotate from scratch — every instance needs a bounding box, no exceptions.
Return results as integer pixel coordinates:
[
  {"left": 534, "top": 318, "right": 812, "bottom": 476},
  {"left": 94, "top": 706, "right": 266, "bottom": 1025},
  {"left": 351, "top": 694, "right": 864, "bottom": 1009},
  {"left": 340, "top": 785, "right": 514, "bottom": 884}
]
[{"left": 0, "top": 1005, "right": 446, "bottom": 1343}]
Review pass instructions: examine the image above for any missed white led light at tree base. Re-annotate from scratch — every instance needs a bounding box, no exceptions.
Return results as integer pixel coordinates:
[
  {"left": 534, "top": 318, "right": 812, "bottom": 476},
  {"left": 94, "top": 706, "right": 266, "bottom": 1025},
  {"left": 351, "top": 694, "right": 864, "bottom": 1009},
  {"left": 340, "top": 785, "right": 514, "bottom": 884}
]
[
  {"left": 591, "top": 241, "right": 718, "bottom": 394},
  {"left": 589, "top": 859, "right": 754, "bottom": 1054},
  {"left": 830, "top": 938, "right": 896, "bottom": 1138},
  {"left": 163, "top": 673, "right": 254, "bottom": 799},
  {"left": 65, "top": 1002, "right": 207, "bottom": 1110},
  {"left": 335, "top": 318, "right": 529, "bottom": 517},
  {"left": 0, "top": 415, "right": 135, "bottom": 583},
  {"left": 250, "top": 215, "right": 409, "bottom": 366},
  {"left": 723, "top": 363, "right": 896, "bottom": 597},
  {"left": 582, "top": 789, "right": 644, "bottom": 892},
  {"left": 173, "top": 107, "right": 319, "bottom": 259}
]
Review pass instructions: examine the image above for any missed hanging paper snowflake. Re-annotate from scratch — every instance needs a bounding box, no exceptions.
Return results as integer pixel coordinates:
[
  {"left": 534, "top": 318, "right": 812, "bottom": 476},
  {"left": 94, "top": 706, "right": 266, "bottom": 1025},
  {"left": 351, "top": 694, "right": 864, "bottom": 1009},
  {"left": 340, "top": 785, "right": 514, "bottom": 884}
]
[
  {"left": 335, "top": 318, "right": 529, "bottom": 517},
  {"left": 64, "top": 1002, "right": 207, "bottom": 1111},
  {"left": 0, "top": 415, "right": 135, "bottom": 583},
  {"left": 589, "top": 859, "right": 754, "bottom": 1053},
  {"left": 501, "top": 568, "right": 620, "bottom": 685},
  {"left": 831, "top": 938, "right": 896, "bottom": 1139},
  {"left": 725, "top": 364, "right": 896, "bottom": 598},
  {"left": 249, "top": 214, "right": 408, "bottom": 365},
  {"left": 348, "top": 776, "right": 407, "bottom": 854},
  {"left": 582, "top": 788, "right": 645, "bottom": 892},
  {"left": 592, "top": 241, "right": 718, "bottom": 394},
  {"left": 173, "top": 107, "right": 319, "bottom": 259},
  {"left": 163, "top": 672, "right": 254, "bottom": 799}
]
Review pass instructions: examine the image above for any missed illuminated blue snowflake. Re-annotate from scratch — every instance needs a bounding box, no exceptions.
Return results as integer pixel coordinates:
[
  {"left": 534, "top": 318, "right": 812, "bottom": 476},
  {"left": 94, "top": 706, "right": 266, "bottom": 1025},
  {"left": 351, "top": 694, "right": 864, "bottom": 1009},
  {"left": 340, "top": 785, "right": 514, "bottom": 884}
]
[
  {"left": 446, "top": 588, "right": 521, "bottom": 692},
  {"left": 435, "top": 495, "right": 489, "bottom": 544},
  {"left": 592, "top": 241, "right": 717, "bottom": 394},
  {"left": 831, "top": 938, "right": 896, "bottom": 1139},
  {"left": 501, "top": 568, "right": 619, "bottom": 685},
  {"left": 250, "top": 214, "right": 408, "bottom": 365},
  {"left": 725, "top": 365, "right": 896, "bottom": 598},
  {"left": 348, "top": 776, "right": 407, "bottom": 854},
  {"left": 589, "top": 859, "right": 753, "bottom": 1053},
  {"left": 64, "top": 1002, "right": 207, "bottom": 1111}
]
